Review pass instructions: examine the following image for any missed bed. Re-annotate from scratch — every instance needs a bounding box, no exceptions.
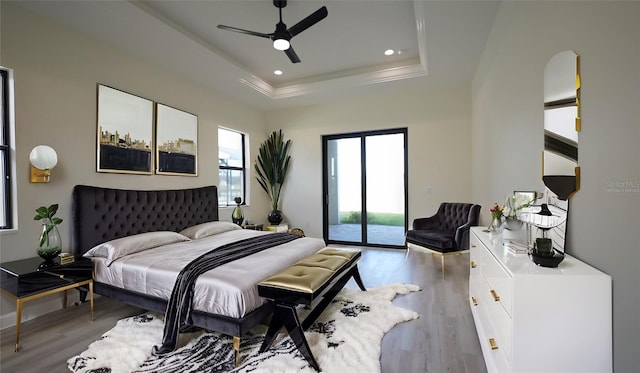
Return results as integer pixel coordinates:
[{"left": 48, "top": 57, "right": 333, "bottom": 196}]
[{"left": 71, "top": 184, "right": 326, "bottom": 357}]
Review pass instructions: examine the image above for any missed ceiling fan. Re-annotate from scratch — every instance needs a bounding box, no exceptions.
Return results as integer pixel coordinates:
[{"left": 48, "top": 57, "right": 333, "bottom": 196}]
[{"left": 217, "top": 0, "right": 328, "bottom": 63}]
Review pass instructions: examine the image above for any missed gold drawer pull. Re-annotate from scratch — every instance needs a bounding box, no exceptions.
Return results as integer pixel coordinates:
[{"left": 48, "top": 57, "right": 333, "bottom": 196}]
[
  {"left": 489, "top": 338, "right": 499, "bottom": 350},
  {"left": 471, "top": 296, "right": 478, "bottom": 306},
  {"left": 471, "top": 244, "right": 477, "bottom": 248},
  {"left": 490, "top": 290, "right": 500, "bottom": 302},
  {"left": 471, "top": 261, "right": 477, "bottom": 268}
]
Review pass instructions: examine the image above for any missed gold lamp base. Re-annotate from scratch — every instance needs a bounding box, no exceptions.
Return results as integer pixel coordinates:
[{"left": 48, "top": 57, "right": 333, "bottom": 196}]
[{"left": 30, "top": 165, "right": 51, "bottom": 183}]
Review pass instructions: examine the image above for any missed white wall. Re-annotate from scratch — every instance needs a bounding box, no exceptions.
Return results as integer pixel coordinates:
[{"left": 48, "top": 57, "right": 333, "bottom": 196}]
[
  {"left": 472, "top": 2, "right": 640, "bottom": 371},
  {"left": 265, "top": 84, "right": 472, "bottom": 238},
  {"left": 0, "top": 4, "right": 269, "bottom": 319}
]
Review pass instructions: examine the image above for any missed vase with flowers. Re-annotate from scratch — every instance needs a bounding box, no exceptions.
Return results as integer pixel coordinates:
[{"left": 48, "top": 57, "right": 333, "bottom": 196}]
[{"left": 489, "top": 203, "right": 504, "bottom": 232}]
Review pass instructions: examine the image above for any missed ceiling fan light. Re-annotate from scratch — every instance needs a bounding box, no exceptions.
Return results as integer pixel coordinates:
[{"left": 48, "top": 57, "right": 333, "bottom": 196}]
[{"left": 273, "top": 38, "right": 290, "bottom": 51}]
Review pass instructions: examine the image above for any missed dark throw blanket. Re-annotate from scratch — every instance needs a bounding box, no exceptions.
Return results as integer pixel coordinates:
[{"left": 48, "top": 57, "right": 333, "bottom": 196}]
[{"left": 153, "top": 233, "right": 300, "bottom": 355}]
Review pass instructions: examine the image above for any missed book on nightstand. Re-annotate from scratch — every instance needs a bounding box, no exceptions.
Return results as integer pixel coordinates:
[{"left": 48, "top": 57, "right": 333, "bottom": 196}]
[
  {"left": 59, "top": 252, "right": 75, "bottom": 265},
  {"left": 264, "top": 224, "right": 289, "bottom": 233}
]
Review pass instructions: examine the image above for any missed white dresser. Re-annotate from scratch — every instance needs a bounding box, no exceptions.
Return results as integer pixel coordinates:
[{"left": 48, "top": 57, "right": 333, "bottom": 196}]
[{"left": 469, "top": 227, "right": 612, "bottom": 373}]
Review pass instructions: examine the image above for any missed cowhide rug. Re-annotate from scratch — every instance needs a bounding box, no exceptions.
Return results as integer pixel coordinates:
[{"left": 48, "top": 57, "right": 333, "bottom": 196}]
[{"left": 68, "top": 283, "right": 420, "bottom": 373}]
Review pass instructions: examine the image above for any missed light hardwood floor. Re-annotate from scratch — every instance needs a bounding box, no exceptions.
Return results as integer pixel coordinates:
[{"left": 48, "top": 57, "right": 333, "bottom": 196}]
[{"left": 0, "top": 247, "right": 486, "bottom": 373}]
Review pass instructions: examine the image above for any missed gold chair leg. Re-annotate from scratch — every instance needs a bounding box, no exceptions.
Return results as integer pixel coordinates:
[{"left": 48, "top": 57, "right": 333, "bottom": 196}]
[{"left": 441, "top": 254, "right": 445, "bottom": 280}]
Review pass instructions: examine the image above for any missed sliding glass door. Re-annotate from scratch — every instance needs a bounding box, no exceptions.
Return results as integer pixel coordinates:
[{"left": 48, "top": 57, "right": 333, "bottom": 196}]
[{"left": 322, "top": 128, "right": 407, "bottom": 248}]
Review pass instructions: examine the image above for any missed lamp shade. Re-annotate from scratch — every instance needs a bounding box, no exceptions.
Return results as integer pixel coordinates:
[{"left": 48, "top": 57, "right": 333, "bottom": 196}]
[{"left": 29, "top": 145, "right": 58, "bottom": 170}]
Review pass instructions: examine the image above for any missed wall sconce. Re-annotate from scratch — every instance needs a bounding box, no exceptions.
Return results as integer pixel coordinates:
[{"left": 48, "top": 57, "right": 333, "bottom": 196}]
[{"left": 29, "top": 145, "right": 58, "bottom": 183}]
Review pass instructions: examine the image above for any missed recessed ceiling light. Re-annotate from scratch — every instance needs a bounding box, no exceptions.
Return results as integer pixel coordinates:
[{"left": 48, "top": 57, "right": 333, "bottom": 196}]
[
  {"left": 274, "top": 70, "right": 283, "bottom": 76},
  {"left": 384, "top": 49, "right": 395, "bottom": 56}
]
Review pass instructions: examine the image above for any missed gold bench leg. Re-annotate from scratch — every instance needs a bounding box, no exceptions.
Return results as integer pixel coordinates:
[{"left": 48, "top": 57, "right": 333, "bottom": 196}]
[
  {"left": 441, "top": 254, "right": 445, "bottom": 280},
  {"left": 233, "top": 336, "right": 241, "bottom": 367}
]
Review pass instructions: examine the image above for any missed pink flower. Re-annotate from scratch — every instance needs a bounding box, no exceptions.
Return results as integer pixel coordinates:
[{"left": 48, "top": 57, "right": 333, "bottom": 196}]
[{"left": 490, "top": 203, "right": 503, "bottom": 219}]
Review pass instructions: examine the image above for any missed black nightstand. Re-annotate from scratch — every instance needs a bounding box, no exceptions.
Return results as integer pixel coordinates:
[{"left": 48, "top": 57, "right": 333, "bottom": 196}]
[{"left": 0, "top": 256, "right": 94, "bottom": 352}]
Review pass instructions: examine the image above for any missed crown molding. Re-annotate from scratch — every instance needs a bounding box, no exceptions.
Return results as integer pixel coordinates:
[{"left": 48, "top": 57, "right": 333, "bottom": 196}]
[{"left": 241, "top": 63, "right": 427, "bottom": 100}]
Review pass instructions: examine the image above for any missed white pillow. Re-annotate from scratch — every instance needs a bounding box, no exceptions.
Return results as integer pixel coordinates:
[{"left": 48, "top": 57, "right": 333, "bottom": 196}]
[
  {"left": 84, "top": 231, "right": 190, "bottom": 266},
  {"left": 179, "top": 221, "right": 241, "bottom": 240}
]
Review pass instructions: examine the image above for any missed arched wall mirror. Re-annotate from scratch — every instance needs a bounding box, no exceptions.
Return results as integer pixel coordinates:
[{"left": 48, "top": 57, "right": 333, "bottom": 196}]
[
  {"left": 543, "top": 50, "right": 581, "bottom": 200},
  {"left": 521, "top": 50, "right": 581, "bottom": 253}
]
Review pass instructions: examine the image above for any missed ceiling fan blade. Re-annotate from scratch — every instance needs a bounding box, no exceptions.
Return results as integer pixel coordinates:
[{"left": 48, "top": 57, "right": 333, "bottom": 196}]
[
  {"left": 284, "top": 46, "right": 301, "bottom": 63},
  {"left": 286, "top": 6, "right": 327, "bottom": 38},
  {"left": 217, "top": 24, "right": 272, "bottom": 39}
]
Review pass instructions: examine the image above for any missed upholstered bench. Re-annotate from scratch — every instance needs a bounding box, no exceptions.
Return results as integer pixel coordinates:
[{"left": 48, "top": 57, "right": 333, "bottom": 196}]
[{"left": 258, "top": 247, "right": 366, "bottom": 371}]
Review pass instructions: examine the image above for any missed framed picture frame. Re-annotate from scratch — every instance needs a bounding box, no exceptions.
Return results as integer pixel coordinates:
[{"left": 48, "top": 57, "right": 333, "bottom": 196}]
[
  {"left": 155, "top": 103, "right": 198, "bottom": 176},
  {"left": 97, "top": 85, "right": 154, "bottom": 174},
  {"left": 514, "top": 190, "right": 537, "bottom": 204}
]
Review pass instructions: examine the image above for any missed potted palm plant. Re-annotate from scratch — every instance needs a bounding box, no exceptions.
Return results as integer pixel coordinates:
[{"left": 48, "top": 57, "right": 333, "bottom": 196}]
[{"left": 255, "top": 130, "right": 292, "bottom": 225}]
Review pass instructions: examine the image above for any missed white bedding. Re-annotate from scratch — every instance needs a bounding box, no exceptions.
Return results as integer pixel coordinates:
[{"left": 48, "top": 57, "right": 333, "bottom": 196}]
[{"left": 91, "top": 229, "right": 326, "bottom": 318}]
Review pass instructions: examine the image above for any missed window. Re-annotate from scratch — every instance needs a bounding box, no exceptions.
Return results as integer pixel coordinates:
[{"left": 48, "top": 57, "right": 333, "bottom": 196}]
[
  {"left": 1, "top": 67, "right": 15, "bottom": 230},
  {"left": 218, "top": 127, "right": 247, "bottom": 207}
]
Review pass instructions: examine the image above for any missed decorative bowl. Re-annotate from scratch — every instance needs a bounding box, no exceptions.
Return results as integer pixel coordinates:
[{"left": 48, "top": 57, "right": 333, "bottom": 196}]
[{"left": 530, "top": 249, "right": 565, "bottom": 268}]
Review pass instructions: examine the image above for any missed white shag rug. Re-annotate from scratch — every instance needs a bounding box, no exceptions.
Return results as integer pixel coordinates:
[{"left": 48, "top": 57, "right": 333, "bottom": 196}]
[{"left": 68, "top": 283, "right": 420, "bottom": 373}]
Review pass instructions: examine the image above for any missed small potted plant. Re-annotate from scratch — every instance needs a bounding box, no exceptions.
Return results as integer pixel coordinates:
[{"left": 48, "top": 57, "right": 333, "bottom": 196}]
[
  {"left": 535, "top": 237, "right": 554, "bottom": 257},
  {"left": 34, "top": 204, "right": 63, "bottom": 261}
]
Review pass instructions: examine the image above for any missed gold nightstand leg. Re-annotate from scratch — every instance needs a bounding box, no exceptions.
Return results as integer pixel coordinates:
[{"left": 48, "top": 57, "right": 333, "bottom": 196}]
[
  {"left": 5, "top": 278, "right": 94, "bottom": 351},
  {"left": 15, "top": 299, "right": 23, "bottom": 352}
]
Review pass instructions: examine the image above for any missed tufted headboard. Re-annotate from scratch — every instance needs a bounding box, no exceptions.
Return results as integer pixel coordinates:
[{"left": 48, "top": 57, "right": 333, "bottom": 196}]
[{"left": 72, "top": 185, "right": 218, "bottom": 256}]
